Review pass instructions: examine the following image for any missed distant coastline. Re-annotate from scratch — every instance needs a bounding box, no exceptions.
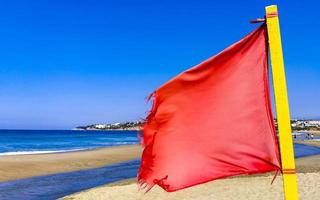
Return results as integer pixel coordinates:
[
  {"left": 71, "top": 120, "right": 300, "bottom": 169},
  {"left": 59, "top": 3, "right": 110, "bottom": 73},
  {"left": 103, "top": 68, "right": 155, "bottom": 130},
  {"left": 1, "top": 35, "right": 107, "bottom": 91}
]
[
  {"left": 74, "top": 119, "right": 320, "bottom": 132},
  {"left": 74, "top": 121, "right": 142, "bottom": 131},
  {"left": 273, "top": 119, "right": 320, "bottom": 131}
]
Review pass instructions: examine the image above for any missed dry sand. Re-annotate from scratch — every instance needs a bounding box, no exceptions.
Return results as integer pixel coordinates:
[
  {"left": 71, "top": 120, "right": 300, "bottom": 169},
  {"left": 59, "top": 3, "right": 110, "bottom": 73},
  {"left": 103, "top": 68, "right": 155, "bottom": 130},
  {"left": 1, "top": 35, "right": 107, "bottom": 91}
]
[
  {"left": 63, "top": 155, "right": 320, "bottom": 200},
  {"left": 62, "top": 173, "right": 320, "bottom": 200},
  {"left": 0, "top": 145, "right": 142, "bottom": 182},
  {"left": 1, "top": 142, "right": 319, "bottom": 199}
]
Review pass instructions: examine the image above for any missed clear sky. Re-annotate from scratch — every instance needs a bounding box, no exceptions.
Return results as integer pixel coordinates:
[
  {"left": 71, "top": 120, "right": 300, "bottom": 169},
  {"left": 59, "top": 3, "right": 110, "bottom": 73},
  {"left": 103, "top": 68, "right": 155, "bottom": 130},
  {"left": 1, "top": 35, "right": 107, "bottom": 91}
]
[{"left": 0, "top": 0, "right": 318, "bottom": 129}]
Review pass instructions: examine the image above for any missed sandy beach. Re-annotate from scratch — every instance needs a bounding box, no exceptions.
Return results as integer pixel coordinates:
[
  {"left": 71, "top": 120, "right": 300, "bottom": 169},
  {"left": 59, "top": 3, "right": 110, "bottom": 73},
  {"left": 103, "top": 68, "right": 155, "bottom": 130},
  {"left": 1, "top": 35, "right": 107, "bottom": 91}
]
[
  {"left": 1, "top": 141, "right": 319, "bottom": 199},
  {"left": 62, "top": 174, "right": 320, "bottom": 200},
  {"left": 0, "top": 144, "right": 142, "bottom": 182},
  {"left": 62, "top": 154, "right": 320, "bottom": 200}
]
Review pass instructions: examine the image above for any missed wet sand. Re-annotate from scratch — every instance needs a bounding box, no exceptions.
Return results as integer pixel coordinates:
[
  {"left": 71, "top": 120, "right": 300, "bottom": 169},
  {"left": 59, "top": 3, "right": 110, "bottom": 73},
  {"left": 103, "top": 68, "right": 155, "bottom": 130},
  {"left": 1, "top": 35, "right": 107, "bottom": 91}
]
[
  {"left": 0, "top": 145, "right": 142, "bottom": 182},
  {"left": 295, "top": 140, "right": 320, "bottom": 148},
  {"left": 2, "top": 142, "right": 320, "bottom": 199},
  {"left": 62, "top": 155, "right": 320, "bottom": 200}
]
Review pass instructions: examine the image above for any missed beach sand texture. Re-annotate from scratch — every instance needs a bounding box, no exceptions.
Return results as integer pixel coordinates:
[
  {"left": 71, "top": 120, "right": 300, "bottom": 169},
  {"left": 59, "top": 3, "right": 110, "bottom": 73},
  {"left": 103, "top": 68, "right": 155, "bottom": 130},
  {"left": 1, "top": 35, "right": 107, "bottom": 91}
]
[
  {"left": 0, "top": 145, "right": 142, "bottom": 182},
  {"left": 0, "top": 142, "right": 318, "bottom": 183},
  {"left": 62, "top": 173, "right": 320, "bottom": 200},
  {"left": 1, "top": 143, "right": 319, "bottom": 199},
  {"left": 62, "top": 154, "right": 320, "bottom": 200}
]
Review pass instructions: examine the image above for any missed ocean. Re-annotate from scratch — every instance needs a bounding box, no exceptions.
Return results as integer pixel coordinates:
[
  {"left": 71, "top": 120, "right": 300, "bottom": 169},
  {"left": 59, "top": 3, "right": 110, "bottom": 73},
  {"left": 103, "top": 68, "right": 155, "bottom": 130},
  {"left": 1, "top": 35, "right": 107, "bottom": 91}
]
[
  {"left": 0, "top": 130, "right": 140, "bottom": 156},
  {"left": 0, "top": 130, "right": 319, "bottom": 156}
]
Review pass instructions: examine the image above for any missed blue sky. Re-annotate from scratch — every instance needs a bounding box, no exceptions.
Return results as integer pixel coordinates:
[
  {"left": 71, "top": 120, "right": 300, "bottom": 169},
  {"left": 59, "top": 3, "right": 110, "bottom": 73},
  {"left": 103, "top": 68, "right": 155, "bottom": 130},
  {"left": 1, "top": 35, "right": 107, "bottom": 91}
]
[{"left": 0, "top": 0, "right": 318, "bottom": 129}]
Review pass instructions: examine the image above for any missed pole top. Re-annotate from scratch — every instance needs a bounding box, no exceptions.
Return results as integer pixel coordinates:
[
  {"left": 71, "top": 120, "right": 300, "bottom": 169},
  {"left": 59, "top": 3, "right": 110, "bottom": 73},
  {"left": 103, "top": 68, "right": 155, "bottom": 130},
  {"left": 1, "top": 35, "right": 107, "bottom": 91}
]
[
  {"left": 266, "top": 5, "right": 278, "bottom": 13},
  {"left": 265, "top": 5, "right": 278, "bottom": 18}
]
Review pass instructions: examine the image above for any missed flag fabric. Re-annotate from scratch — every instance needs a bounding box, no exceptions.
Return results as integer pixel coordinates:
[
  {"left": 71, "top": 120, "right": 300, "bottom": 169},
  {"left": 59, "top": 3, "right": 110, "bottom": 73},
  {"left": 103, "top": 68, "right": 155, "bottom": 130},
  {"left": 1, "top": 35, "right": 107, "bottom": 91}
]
[{"left": 138, "top": 24, "right": 281, "bottom": 192}]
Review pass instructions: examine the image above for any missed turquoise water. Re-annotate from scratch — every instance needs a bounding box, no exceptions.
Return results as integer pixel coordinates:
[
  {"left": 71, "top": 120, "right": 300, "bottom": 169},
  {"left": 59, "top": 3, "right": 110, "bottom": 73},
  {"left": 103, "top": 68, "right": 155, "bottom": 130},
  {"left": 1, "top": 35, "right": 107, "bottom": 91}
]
[{"left": 0, "top": 130, "right": 140, "bottom": 155}]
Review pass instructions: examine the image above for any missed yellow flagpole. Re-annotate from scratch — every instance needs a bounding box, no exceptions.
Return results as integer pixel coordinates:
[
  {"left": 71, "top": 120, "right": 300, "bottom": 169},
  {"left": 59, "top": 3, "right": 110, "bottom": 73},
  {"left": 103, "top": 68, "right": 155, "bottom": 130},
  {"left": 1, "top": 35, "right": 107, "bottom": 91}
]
[{"left": 265, "top": 5, "right": 299, "bottom": 200}]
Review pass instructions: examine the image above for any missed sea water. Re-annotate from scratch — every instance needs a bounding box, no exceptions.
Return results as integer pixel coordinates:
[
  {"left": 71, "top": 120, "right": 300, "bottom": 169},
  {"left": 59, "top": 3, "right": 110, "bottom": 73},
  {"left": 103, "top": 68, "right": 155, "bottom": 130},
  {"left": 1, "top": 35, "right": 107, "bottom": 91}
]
[
  {"left": 0, "top": 130, "right": 319, "bottom": 156},
  {"left": 0, "top": 130, "right": 140, "bottom": 156}
]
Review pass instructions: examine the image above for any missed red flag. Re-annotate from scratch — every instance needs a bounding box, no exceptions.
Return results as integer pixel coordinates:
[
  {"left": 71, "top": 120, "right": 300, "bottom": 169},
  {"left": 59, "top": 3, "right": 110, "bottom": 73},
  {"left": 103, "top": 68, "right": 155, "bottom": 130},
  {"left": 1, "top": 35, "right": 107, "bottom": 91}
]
[{"left": 138, "top": 24, "right": 280, "bottom": 192}]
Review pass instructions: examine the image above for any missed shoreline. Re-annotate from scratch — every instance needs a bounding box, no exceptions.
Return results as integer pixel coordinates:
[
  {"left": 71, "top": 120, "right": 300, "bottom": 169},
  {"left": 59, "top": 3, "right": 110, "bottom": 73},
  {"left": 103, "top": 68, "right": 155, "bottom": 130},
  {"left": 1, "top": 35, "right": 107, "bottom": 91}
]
[
  {"left": 0, "top": 144, "right": 142, "bottom": 182},
  {"left": 72, "top": 128, "right": 141, "bottom": 131},
  {"left": 62, "top": 154, "right": 320, "bottom": 200},
  {"left": 1, "top": 142, "right": 319, "bottom": 199},
  {"left": 0, "top": 141, "right": 319, "bottom": 182},
  {"left": 0, "top": 141, "right": 318, "bottom": 183},
  {"left": 0, "top": 148, "right": 91, "bottom": 156},
  {"left": 297, "top": 130, "right": 320, "bottom": 136},
  {"left": 0, "top": 142, "right": 139, "bottom": 156}
]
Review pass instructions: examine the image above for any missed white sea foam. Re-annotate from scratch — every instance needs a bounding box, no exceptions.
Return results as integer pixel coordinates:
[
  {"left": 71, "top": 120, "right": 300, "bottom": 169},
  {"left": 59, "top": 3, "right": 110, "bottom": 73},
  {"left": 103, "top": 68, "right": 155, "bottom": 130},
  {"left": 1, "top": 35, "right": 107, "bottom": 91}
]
[
  {"left": 92, "top": 142, "right": 137, "bottom": 145},
  {"left": 0, "top": 149, "right": 87, "bottom": 156}
]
